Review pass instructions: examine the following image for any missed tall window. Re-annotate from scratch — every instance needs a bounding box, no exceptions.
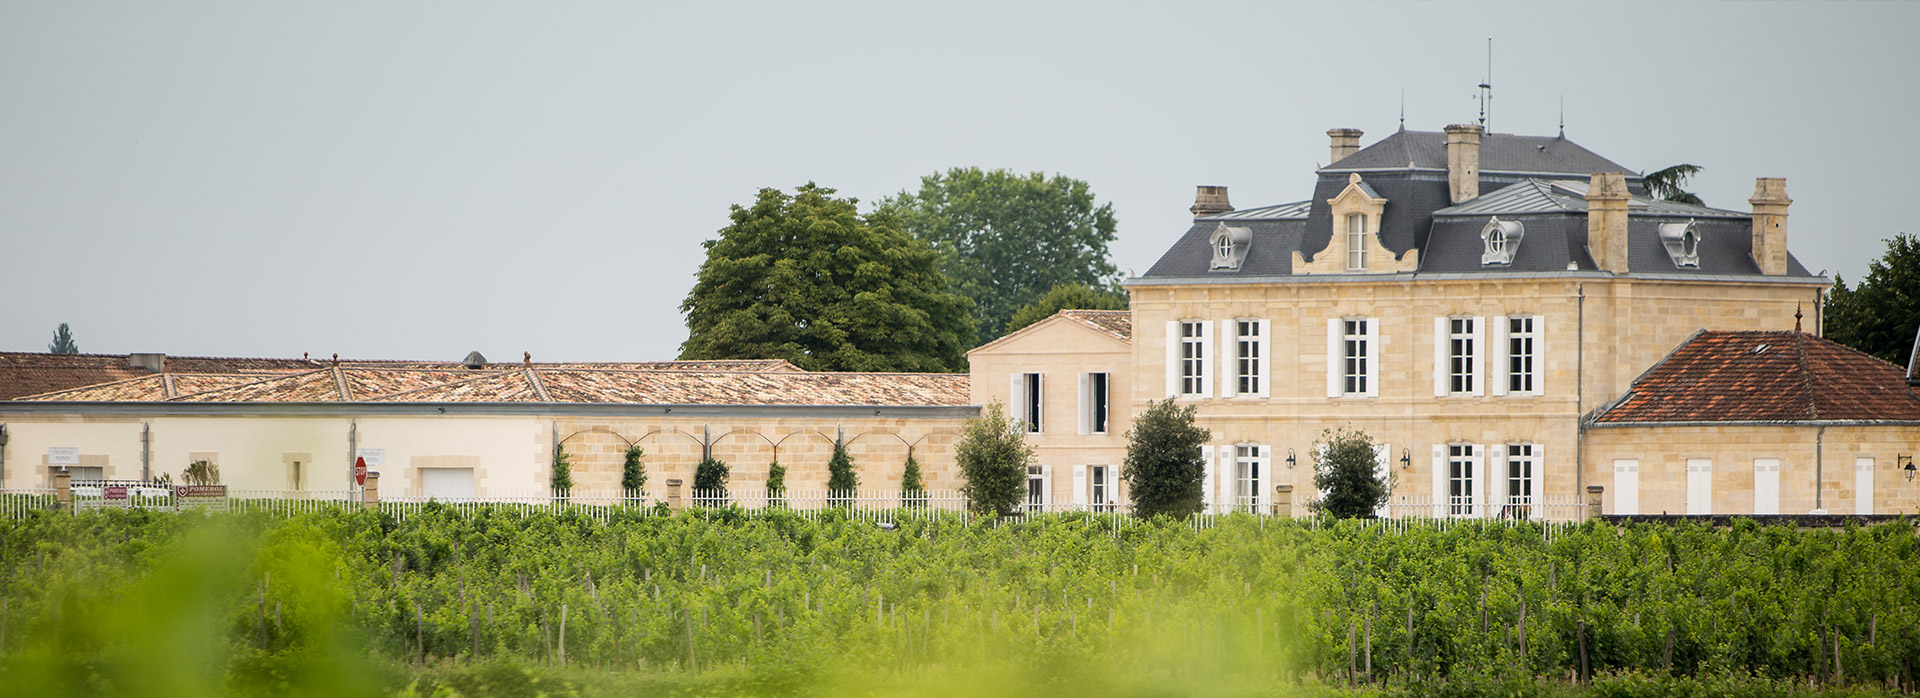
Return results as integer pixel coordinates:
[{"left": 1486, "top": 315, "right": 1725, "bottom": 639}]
[
  {"left": 1013, "top": 373, "right": 1044, "bottom": 433},
  {"left": 1235, "top": 445, "right": 1263, "bottom": 512},
  {"left": 1344, "top": 319, "right": 1369, "bottom": 394},
  {"left": 1449, "top": 317, "right": 1476, "bottom": 394},
  {"left": 1346, "top": 214, "right": 1368, "bottom": 270},
  {"left": 1026, "top": 466, "right": 1046, "bottom": 512},
  {"left": 1089, "top": 372, "right": 1109, "bottom": 434},
  {"left": 1235, "top": 320, "right": 1261, "bottom": 395},
  {"left": 1448, "top": 444, "right": 1475, "bottom": 516},
  {"left": 1508, "top": 316, "right": 1535, "bottom": 394},
  {"left": 1089, "top": 465, "right": 1114, "bottom": 512},
  {"left": 1180, "top": 321, "right": 1205, "bottom": 395},
  {"left": 1504, "top": 444, "right": 1534, "bottom": 519}
]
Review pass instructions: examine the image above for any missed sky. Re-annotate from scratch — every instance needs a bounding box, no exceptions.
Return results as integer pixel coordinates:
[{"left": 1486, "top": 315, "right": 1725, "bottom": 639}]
[{"left": 2, "top": 2, "right": 1915, "bottom": 362}]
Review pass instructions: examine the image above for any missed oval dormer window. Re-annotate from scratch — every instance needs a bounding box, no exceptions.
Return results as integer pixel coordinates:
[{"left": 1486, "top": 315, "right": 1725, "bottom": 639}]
[
  {"left": 1657, "top": 219, "right": 1703, "bottom": 268},
  {"left": 1488, "top": 228, "right": 1506, "bottom": 255},
  {"left": 1217, "top": 234, "right": 1234, "bottom": 262},
  {"left": 1682, "top": 228, "right": 1698, "bottom": 258}
]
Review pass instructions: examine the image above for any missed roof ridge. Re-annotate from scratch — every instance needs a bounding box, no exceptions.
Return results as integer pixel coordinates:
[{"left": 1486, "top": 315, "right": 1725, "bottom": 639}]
[
  {"left": 526, "top": 367, "right": 552, "bottom": 402},
  {"left": 333, "top": 366, "right": 352, "bottom": 401},
  {"left": 162, "top": 373, "right": 177, "bottom": 399}
]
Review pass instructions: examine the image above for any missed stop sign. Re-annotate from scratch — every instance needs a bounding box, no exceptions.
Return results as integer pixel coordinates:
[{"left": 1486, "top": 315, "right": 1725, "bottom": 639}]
[{"left": 354, "top": 457, "right": 368, "bottom": 486}]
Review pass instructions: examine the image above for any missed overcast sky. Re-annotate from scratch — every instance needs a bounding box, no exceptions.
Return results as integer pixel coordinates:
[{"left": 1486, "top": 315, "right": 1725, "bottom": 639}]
[{"left": 3, "top": 2, "right": 1914, "bottom": 362}]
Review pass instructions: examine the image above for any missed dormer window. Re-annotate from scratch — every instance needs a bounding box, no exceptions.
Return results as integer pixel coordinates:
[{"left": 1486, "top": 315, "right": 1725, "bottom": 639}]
[
  {"left": 1479, "top": 217, "right": 1524, "bottom": 266},
  {"left": 1208, "top": 223, "right": 1252, "bottom": 270},
  {"left": 1345, "top": 214, "right": 1367, "bottom": 270},
  {"left": 1657, "top": 219, "right": 1702, "bottom": 268}
]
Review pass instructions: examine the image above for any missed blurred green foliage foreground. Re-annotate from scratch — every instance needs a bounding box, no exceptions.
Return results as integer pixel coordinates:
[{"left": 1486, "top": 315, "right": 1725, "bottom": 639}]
[{"left": 2, "top": 506, "right": 1917, "bottom": 697}]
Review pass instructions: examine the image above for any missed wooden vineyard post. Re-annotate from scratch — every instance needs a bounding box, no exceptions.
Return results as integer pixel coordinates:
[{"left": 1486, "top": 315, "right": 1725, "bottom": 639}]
[
  {"left": 559, "top": 603, "right": 568, "bottom": 668},
  {"left": 1577, "top": 619, "right": 1589, "bottom": 683}
]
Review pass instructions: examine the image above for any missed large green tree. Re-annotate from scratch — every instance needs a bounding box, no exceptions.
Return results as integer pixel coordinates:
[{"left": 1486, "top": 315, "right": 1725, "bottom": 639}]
[
  {"left": 680, "top": 184, "right": 974, "bottom": 372},
  {"left": 1121, "top": 399, "right": 1210, "bottom": 519},
  {"left": 1310, "top": 427, "right": 1390, "bottom": 519},
  {"left": 1826, "top": 233, "right": 1920, "bottom": 366},
  {"left": 955, "top": 403, "right": 1033, "bottom": 516},
  {"left": 877, "top": 168, "right": 1119, "bottom": 345},
  {"left": 1002, "top": 283, "right": 1129, "bottom": 336}
]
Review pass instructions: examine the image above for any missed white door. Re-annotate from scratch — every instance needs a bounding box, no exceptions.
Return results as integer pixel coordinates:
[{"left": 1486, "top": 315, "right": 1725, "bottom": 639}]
[
  {"left": 1612, "top": 460, "right": 1639, "bottom": 515},
  {"left": 1753, "top": 459, "right": 1780, "bottom": 515},
  {"left": 421, "top": 468, "right": 475, "bottom": 501},
  {"left": 1685, "top": 459, "right": 1712, "bottom": 515},
  {"left": 1855, "top": 458, "right": 1874, "bottom": 515}
]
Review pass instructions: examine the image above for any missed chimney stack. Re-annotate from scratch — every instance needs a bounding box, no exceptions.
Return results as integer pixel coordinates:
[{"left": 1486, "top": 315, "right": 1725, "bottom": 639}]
[
  {"left": 1444, "top": 124, "right": 1483, "bottom": 203},
  {"left": 1749, "top": 178, "right": 1791, "bottom": 276},
  {"left": 1585, "top": 172, "right": 1631, "bottom": 274},
  {"left": 1190, "top": 185, "right": 1233, "bottom": 218},
  {"left": 1327, "top": 128, "right": 1363, "bottom": 164},
  {"left": 128, "top": 353, "right": 166, "bottom": 373}
]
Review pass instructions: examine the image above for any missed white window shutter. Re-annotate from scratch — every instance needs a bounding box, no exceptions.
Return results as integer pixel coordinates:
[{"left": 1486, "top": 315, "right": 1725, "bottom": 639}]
[
  {"left": 1532, "top": 315, "right": 1546, "bottom": 397},
  {"left": 1198, "top": 320, "right": 1215, "bottom": 399},
  {"left": 1040, "top": 465, "right": 1053, "bottom": 511},
  {"left": 1326, "top": 318, "right": 1343, "bottom": 398},
  {"left": 1431, "top": 444, "right": 1447, "bottom": 517},
  {"left": 1255, "top": 320, "right": 1273, "bottom": 399},
  {"left": 1165, "top": 321, "right": 1180, "bottom": 398},
  {"left": 1490, "top": 315, "right": 1510, "bottom": 397},
  {"left": 1255, "top": 445, "right": 1271, "bottom": 510},
  {"left": 1470, "top": 444, "right": 1487, "bottom": 518},
  {"left": 1488, "top": 444, "right": 1508, "bottom": 518},
  {"left": 1220, "top": 445, "right": 1236, "bottom": 512},
  {"left": 1077, "top": 373, "right": 1091, "bottom": 435},
  {"left": 1072, "top": 465, "right": 1088, "bottom": 510},
  {"left": 1372, "top": 443, "right": 1390, "bottom": 517},
  {"left": 1470, "top": 317, "right": 1487, "bottom": 397},
  {"left": 1218, "top": 320, "right": 1237, "bottom": 398},
  {"left": 1202, "top": 446, "right": 1216, "bottom": 513},
  {"left": 1035, "top": 374, "right": 1044, "bottom": 433},
  {"left": 1009, "top": 373, "right": 1025, "bottom": 430},
  {"left": 1432, "top": 317, "right": 1449, "bottom": 397},
  {"left": 1362, "top": 317, "right": 1380, "bottom": 398},
  {"left": 1529, "top": 444, "right": 1544, "bottom": 520}
]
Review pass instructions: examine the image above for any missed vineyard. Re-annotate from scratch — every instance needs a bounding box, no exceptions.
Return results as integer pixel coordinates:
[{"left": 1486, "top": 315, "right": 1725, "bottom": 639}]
[{"left": 0, "top": 506, "right": 1916, "bottom": 697}]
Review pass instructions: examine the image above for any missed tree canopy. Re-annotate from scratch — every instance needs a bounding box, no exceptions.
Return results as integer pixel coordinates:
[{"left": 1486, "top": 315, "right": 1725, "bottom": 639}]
[
  {"left": 1002, "top": 283, "right": 1129, "bottom": 336},
  {"left": 47, "top": 323, "right": 78, "bottom": 354},
  {"left": 955, "top": 403, "right": 1033, "bottom": 516},
  {"left": 1826, "top": 233, "right": 1919, "bottom": 366},
  {"left": 1643, "top": 164, "right": 1704, "bottom": 205},
  {"left": 1121, "top": 399, "right": 1209, "bottom": 519},
  {"left": 877, "top": 168, "right": 1119, "bottom": 345},
  {"left": 1310, "top": 427, "right": 1390, "bottom": 519},
  {"left": 680, "top": 183, "right": 974, "bottom": 372}
]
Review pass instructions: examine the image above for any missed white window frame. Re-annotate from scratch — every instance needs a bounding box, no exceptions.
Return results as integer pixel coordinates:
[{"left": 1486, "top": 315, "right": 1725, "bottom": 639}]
[
  {"left": 1327, "top": 317, "right": 1379, "bottom": 398},
  {"left": 1077, "top": 464, "right": 1114, "bottom": 512},
  {"left": 1077, "top": 372, "right": 1110, "bottom": 435},
  {"left": 1166, "top": 320, "right": 1213, "bottom": 399},
  {"left": 1025, "top": 465, "right": 1051, "bottom": 512},
  {"left": 1232, "top": 444, "right": 1267, "bottom": 514},
  {"left": 1221, "top": 319, "right": 1270, "bottom": 398},
  {"left": 1434, "top": 316, "right": 1486, "bottom": 397},
  {"left": 1502, "top": 444, "right": 1538, "bottom": 520},
  {"left": 1446, "top": 444, "right": 1478, "bottom": 517},
  {"left": 1345, "top": 214, "right": 1367, "bottom": 271}
]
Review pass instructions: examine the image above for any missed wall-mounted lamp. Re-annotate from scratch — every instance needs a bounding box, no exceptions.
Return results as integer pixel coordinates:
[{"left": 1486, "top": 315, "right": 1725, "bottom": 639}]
[
  {"left": 1400, "top": 448, "right": 1412, "bottom": 470},
  {"left": 1285, "top": 448, "right": 1297, "bottom": 469},
  {"left": 1900, "top": 454, "right": 1915, "bottom": 482},
  {"left": 0, "top": 424, "right": 8, "bottom": 447}
]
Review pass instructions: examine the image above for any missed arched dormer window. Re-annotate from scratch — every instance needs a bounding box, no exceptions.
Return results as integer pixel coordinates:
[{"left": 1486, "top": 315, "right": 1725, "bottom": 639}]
[
  {"left": 1656, "top": 219, "right": 1703, "bottom": 268},
  {"left": 1208, "top": 223, "right": 1252, "bottom": 271},
  {"left": 1480, "top": 217, "right": 1524, "bottom": 266}
]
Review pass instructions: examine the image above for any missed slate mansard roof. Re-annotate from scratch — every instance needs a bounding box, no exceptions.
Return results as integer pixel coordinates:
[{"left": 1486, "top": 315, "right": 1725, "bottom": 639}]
[
  {"left": 1138, "top": 128, "right": 1818, "bottom": 282},
  {"left": 1594, "top": 331, "right": 1920, "bottom": 424}
]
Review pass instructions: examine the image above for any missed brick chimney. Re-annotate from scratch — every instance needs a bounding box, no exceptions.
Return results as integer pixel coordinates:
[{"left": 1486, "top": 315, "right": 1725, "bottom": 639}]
[
  {"left": 1327, "top": 128, "right": 1363, "bottom": 164},
  {"left": 1585, "top": 172, "right": 1631, "bottom": 274},
  {"left": 1444, "top": 124, "right": 1483, "bottom": 204},
  {"left": 1749, "top": 178, "right": 1791, "bottom": 276},
  {"left": 1190, "top": 185, "right": 1233, "bottom": 218}
]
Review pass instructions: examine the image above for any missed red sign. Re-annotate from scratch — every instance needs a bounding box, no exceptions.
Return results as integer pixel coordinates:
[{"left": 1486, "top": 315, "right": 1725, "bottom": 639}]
[
  {"left": 355, "top": 457, "right": 368, "bottom": 486},
  {"left": 104, "top": 486, "right": 128, "bottom": 500}
]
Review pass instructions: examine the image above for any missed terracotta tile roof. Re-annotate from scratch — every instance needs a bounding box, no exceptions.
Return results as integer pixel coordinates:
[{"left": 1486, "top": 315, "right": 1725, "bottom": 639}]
[
  {"left": 0, "top": 353, "right": 155, "bottom": 400},
  {"left": 1595, "top": 331, "right": 1920, "bottom": 424},
  {"left": 1061, "top": 310, "right": 1133, "bottom": 342},
  {"left": 15, "top": 363, "right": 968, "bottom": 408}
]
